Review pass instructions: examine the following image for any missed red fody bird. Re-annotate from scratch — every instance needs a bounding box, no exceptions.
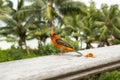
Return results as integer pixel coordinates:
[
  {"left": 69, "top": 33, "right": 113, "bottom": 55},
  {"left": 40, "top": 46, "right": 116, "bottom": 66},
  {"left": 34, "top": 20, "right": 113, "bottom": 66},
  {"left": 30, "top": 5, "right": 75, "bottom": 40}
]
[{"left": 50, "top": 32, "right": 82, "bottom": 56}]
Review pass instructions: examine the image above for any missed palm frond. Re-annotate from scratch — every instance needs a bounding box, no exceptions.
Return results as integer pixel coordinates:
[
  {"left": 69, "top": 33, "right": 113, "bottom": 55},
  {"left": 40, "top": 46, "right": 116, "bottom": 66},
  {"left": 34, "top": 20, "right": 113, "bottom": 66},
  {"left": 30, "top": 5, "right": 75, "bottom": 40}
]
[
  {"left": 0, "top": 9, "right": 11, "bottom": 14},
  {"left": 0, "top": 26, "right": 16, "bottom": 36},
  {"left": 109, "top": 4, "right": 119, "bottom": 19},
  {"left": 5, "top": 36, "right": 17, "bottom": 42},
  {"left": 13, "top": 0, "right": 45, "bottom": 21},
  {"left": 13, "top": 8, "right": 34, "bottom": 21},
  {"left": 0, "top": 15, "right": 18, "bottom": 27},
  {"left": 101, "top": 4, "right": 109, "bottom": 19},
  {"left": 54, "top": 0, "right": 70, "bottom": 6},
  {"left": 0, "top": 0, "right": 13, "bottom": 14},
  {"left": 18, "top": 0, "right": 24, "bottom": 10},
  {"left": 113, "top": 25, "right": 120, "bottom": 38},
  {"left": 59, "top": 1, "right": 87, "bottom": 16},
  {"left": 99, "top": 26, "right": 108, "bottom": 41},
  {"left": 27, "top": 26, "right": 50, "bottom": 40},
  {"left": 94, "top": 21, "right": 105, "bottom": 26},
  {"left": 89, "top": 0, "right": 96, "bottom": 14}
]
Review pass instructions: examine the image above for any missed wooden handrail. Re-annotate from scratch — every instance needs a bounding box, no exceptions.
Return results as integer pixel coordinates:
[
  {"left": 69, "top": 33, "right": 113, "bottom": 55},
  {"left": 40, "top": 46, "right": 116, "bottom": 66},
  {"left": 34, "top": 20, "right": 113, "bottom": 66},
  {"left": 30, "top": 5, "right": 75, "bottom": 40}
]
[{"left": 0, "top": 45, "right": 120, "bottom": 80}]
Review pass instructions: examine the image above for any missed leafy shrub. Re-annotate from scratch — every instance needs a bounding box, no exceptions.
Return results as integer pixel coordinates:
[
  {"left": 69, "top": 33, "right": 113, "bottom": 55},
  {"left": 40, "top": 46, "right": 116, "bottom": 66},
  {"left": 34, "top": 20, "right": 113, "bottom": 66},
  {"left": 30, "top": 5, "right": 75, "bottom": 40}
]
[
  {"left": 0, "top": 47, "right": 36, "bottom": 62},
  {"left": 81, "top": 70, "right": 120, "bottom": 80},
  {"left": 0, "top": 50, "right": 8, "bottom": 62},
  {"left": 98, "top": 70, "right": 120, "bottom": 80},
  {"left": 33, "top": 43, "right": 60, "bottom": 56},
  {"left": 64, "top": 36, "right": 81, "bottom": 51}
]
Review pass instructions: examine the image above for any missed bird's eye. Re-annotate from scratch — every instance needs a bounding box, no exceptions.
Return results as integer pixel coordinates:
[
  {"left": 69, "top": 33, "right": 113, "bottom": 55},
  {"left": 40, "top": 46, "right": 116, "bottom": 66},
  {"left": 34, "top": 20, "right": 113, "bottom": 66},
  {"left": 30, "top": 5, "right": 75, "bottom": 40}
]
[
  {"left": 50, "top": 33, "right": 56, "bottom": 37},
  {"left": 53, "top": 33, "right": 56, "bottom": 36}
]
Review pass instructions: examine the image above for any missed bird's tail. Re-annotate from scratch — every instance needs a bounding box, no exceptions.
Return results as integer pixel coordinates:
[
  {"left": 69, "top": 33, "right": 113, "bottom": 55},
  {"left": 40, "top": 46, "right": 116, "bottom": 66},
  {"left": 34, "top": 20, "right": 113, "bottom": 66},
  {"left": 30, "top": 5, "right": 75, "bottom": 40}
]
[{"left": 74, "top": 51, "right": 83, "bottom": 57}]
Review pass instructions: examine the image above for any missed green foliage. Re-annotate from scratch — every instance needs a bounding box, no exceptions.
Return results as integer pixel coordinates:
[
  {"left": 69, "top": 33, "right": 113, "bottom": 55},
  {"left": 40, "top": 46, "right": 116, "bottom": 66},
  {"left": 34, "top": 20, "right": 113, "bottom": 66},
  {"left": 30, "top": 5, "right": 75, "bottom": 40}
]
[
  {"left": 43, "top": 44, "right": 60, "bottom": 55},
  {"left": 81, "top": 70, "right": 120, "bottom": 80},
  {"left": 98, "top": 70, "right": 120, "bottom": 80},
  {"left": 64, "top": 36, "right": 80, "bottom": 50},
  {"left": 113, "top": 39, "right": 120, "bottom": 44},
  {"left": 33, "top": 43, "right": 60, "bottom": 56},
  {"left": 59, "top": 1, "right": 87, "bottom": 16},
  {"left": 0, "top": 43, "right": 60, "bottom": 62},
  {"left": 0, "top": 47, "right": 36, "bottom": 62}
]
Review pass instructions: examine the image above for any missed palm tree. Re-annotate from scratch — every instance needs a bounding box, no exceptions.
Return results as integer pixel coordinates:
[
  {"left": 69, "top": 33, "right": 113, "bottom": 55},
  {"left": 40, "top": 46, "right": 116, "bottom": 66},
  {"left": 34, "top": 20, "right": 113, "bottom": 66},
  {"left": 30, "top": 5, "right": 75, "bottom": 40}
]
[
  {"left": 14, "top": 0, "right": 50, "bottom": 49},
  {"left": 93, "top": 4, "right": 120, "bottom": 47},
  {"left": 81, "top": 0, "right": 98, "bottom": 49},
  {"left": 0, "top": 0, "right": 13, "bottom": 14},
  {"left": 0, "top": 0, "right": 32, "bottom": 54},
  {"left": 0, "top": 0, "right": 14, "bottom": 42},
  {"left": 62, "top": 0, "right": 97, "bottom": 49},
  {"left": 15, "top": 0, "right": 88, "bottom": 49},
  {"left": 27, "top": 21, "right": 50, "bottom": 50},
  {"left": 41, "top": 0, "right": 88, "bottom": 30}
]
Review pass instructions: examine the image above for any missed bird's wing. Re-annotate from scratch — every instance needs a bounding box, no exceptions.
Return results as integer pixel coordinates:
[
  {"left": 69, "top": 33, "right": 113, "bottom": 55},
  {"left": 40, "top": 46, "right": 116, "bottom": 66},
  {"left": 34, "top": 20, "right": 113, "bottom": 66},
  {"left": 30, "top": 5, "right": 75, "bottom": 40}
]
[{"left": 56, "top": 38, "right": 73, "bottom": 48}]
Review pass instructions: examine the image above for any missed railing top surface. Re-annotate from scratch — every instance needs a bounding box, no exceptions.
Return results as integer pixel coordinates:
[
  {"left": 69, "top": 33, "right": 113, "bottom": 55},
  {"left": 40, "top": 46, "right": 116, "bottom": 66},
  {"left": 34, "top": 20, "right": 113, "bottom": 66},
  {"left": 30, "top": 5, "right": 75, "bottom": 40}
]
[{"left": 0, "top": 45, "right": 120, "bottom": 80}]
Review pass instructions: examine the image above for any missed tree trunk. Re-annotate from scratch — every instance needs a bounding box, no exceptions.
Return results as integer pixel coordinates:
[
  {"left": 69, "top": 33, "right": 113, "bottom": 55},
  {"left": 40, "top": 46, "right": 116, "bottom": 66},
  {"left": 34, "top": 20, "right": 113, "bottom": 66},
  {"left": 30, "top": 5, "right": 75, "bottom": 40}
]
[
  {"left": 38, "top": 38, "right": 42, "bottom": 50},
  {"left": 86, "top": 41, "right": 93, "bottom": 49},
  {"left": 24, "top": 40, "right": 30, "bottom": 55},
  {"left": 80, "top": 38, "right": 83, "bottom": 49},
  {"left": 18, "top": 39, "right": 23, "bottom": 49},
  {"left": 98, "top": 42, "right": 105, "bottom": 47}
]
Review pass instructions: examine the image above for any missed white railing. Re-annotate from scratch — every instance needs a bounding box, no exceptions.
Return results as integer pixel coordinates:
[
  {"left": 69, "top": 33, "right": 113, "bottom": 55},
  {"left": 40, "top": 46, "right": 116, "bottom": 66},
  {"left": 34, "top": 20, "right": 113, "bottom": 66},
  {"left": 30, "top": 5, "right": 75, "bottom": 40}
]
[{"left": 0, "top": 45, "right": 120, "bottom": 80}]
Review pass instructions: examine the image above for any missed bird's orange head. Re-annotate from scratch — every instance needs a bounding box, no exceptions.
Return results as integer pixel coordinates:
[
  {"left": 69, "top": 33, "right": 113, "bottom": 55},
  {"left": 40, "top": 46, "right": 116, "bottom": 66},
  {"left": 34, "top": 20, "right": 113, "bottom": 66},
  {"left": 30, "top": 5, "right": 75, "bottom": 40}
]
[{"left": 50, "top": 32, "right": 57, "bottom": 37}]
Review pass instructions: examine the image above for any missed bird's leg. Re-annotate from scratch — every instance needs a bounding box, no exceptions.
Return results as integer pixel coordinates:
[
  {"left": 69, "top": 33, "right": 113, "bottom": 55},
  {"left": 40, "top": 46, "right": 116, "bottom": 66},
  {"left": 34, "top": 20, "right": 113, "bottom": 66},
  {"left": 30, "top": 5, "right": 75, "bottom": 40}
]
[
  {"left": 59, "top": 50, "right": 64, "bottom": 55},
  {"left": 58, "top": 47, "right": 65, "bottom": 55},
  {"left": 74, "top": 51, "right": 83, "bottom": 57},
  {"left": 53, "top": 50, "right": 64, "bottom": 56}
]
